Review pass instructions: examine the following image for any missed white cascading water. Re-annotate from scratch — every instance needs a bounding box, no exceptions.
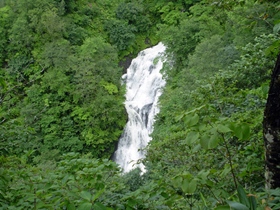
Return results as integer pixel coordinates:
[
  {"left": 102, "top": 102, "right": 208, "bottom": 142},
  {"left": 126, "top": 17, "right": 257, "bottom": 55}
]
[{"left": 113, "top": 43, "right": 166, "bottom": 173}]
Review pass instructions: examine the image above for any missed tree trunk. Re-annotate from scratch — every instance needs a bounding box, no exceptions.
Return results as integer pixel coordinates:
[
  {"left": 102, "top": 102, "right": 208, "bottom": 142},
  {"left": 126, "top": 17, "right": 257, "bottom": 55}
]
[{"left": 263, "top": 53, "right": 280, "bottom": 189}]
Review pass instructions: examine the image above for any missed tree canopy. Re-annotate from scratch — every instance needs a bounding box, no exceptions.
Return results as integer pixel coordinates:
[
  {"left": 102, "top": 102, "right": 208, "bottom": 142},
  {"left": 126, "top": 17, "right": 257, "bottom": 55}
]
[{"left": 1, "top": 0, "right": 280, "bottom": 209}]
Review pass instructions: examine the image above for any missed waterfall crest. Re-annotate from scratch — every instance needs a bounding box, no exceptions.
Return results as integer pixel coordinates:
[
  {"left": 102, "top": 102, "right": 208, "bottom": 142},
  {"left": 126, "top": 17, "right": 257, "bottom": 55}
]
[{"left": 113, "top": 43, "right": 166, "bottom": 173}]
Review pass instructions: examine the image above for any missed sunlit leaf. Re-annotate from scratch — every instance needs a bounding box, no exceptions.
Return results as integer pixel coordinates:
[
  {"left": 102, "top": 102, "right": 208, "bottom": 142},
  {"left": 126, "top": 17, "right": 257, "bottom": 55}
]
[
  {"left": 80, "top": 191, "right": 92, "bottom": 202},
  {"left": 217, "top": 124, "right": 232, "bottom": 133}
]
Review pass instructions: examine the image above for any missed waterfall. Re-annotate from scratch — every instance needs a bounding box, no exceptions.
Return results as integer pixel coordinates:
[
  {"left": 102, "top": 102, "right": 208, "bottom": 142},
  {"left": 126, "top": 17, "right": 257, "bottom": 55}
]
[{"left": 113, "top": 42, "right": 166, "bottom": 173}]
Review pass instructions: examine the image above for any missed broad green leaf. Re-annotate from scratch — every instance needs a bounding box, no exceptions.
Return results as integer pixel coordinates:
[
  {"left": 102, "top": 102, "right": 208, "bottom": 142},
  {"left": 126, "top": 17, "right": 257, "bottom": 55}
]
[
  {"left": 185, "top": 131, "right": 199, "bottom": 145},
  {"left": 237, "top": 185, "right": 250, "bottom": 207},
  {"left": 93, "top": 202, "right": 108, "bottom": 210},
  {"left": 217, "top": 124, "right": 232, "bottom": 133},
  {"left": 182, "top": 179, "right": 197, "bottom": 194},
  {"left": 182, "top": 179, "right": 189, "bottom": 193},
  {"left": 200, "top": 134, "right": 210, "bottom": 150},
  {"left": 185, "top": 113, "right": 199, "bottom": 127},
  {"left": 230, "top": 123, "right": 250, "bottom": 140},
  {"left": 188, "top": 179, "right": 197, "bottom": 194},
  {"left": 200, "top": 131, "right": 221, "bottom": 150},
  {"left": 172, "top": 176, "right": 183, "bottom": 188},
  {"left": 227, "top": 201, "right": 249, "bottom": 210},
  {"left": 80, "top": 191, "right": 92, "bottom": 202},
  {"left": 231, "top": 124, "right": 250, "bottom": 140},
  {"left": 77, "top": 202, "right": 92, "bottom": 210}
]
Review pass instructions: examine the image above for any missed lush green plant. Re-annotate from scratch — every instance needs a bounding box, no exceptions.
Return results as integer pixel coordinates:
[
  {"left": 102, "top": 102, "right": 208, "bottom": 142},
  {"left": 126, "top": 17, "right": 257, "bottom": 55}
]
[
  {"left": 1, "top": 0, "right": 280, "bottom": 209},
  {"left": 0, "top": 153, "right": 124, "bottom": 209},
  {"left": 105, "top": 19, "right": 137, "bottom": 50}
]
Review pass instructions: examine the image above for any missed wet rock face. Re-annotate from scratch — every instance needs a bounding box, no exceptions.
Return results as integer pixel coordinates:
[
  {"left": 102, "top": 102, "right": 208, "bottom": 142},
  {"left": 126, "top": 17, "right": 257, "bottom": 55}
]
[{"left": 119, "top": 56, "right": 133, "bottom": 74}]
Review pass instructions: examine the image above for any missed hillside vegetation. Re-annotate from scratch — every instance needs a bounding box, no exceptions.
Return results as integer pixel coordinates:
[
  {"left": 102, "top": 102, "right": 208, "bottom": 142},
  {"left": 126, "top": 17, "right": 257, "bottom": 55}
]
[{"left": 0, "top": 0, "right": 280, "bottom": 209}]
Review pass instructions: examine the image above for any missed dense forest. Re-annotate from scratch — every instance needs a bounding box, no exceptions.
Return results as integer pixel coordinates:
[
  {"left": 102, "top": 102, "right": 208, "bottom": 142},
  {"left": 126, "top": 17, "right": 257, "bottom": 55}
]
[{"left": 0, "top": 0, "right": 280, "bottom": 209}]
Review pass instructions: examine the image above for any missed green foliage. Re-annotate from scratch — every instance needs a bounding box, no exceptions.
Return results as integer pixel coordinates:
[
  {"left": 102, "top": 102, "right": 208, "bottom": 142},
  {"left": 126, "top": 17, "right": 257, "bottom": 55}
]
[
  {"left": 116, "top": 2, "right": 142, "bottom": 24},
  {"left": 0, "top": 0, "right": 127, "bottom": 159},
  {"left": 0, "top": 5, "right": 11, "bottom": 66},
  {"left": 105, "top": 19, "right": 137, "bottom": 50},
  {"left": 226, "top": 34, "right": 278, "bottom": 89},
  {"left": 0, "top": 153, "right": 123, "bottom": 209},
  {"left": 1, "top": 0, "right": 280, "bottom": 208},
  {"left": 116, "top": 1, "right": 152, "bottom": 33},
  {"left": 160, "top": 6, "right": 224, "bottom": 69},
  {"left": 188, "top": 35, "right": 239, "bottom": 78},
  {"left": 143, "top": 1, "right": 279, "bottom": 205},
  {"left": 122, "top": 168, "right": 145, "bottom": 191}
]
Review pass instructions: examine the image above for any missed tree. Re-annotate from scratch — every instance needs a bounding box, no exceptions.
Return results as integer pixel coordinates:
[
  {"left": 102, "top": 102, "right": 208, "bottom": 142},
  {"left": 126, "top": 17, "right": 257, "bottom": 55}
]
[
  {"left": 105, "top": 19, "right": 136, "bottom": 50},
  {"left": 263, "top": 53, "right": 280, "bottom": 189}
]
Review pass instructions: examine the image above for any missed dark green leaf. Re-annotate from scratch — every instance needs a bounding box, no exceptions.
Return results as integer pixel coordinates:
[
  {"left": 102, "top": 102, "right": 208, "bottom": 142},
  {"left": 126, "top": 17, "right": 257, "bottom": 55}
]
[
  {"left": 214, "top": 205, "right": 231, "bottom": 210},
  {"left": 0, "top": 77, "right": 6, "bottom": 89},
  {"left": 127, "top": 198, "right": 138, "bottom": 207},
  {"left": 227, "top": 201, "right": 249, "bottom": 210},
  {"left": 237, "top": 185, "right": 250, "bottom": 207},
  {"left": 248, "top": 195, "right": 257, "bottom": 210},
  {"left": 67, "top": 202, "right": 76, "bottom": 210}
]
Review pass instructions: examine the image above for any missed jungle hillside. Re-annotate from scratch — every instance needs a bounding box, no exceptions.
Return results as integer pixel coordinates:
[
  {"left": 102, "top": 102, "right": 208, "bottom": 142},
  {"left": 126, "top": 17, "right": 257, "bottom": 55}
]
[{"left": 1, "top": 0, "right": 280, "bottom": 209}]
